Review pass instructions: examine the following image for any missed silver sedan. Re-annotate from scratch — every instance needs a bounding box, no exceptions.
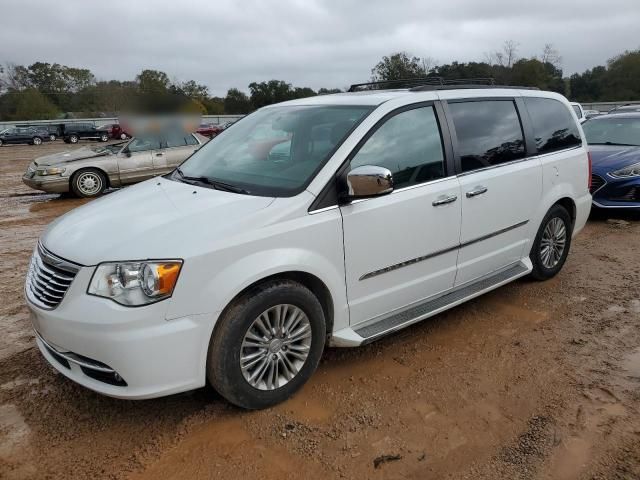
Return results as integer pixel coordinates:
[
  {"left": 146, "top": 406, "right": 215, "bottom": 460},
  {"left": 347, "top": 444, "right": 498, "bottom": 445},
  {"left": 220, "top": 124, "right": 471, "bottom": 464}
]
[{"left": 22, "top": 132, "right": 206, "bottom": 198}]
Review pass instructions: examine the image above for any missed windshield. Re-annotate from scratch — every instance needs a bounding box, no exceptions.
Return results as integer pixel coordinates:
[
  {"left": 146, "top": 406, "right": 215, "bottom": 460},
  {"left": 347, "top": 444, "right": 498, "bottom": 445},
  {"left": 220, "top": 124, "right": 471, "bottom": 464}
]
[
  {"left": 176, "top": 105, "right": 373, "bottom": 196},
  {"left": 583, "top": 117, "right": 640, "bottom": 146},
  {"left": 91, "top": 141, "right": 126, "bottom": 154}
]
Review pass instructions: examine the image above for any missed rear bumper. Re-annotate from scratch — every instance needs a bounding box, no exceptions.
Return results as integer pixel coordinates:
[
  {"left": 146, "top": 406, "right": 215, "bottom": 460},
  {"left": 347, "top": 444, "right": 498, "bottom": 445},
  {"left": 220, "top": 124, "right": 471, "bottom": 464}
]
[
  {"left": 573, "top": 193, "right": 592, "bottom": 236},
  {"left": 27, "top": 266, "right": 216, "bottom": 399},
  {"left": 22, "top": 174, "right": 69, "bottom": 193}
]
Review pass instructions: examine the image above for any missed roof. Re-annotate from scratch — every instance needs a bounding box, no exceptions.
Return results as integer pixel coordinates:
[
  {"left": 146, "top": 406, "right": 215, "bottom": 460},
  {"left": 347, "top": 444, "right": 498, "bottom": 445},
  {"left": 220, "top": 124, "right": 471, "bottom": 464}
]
[{"left": 273, "top": 87, "right": 563, "bottom": 108}]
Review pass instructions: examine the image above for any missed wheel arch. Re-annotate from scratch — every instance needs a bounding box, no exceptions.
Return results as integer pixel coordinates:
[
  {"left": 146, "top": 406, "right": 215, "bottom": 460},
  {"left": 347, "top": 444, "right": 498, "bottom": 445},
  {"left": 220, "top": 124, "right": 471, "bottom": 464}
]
[
  {"left": 554, "top": 197, "right": 577, "bottom": 227},
  {"left": 212, "top": 270, "right": 335, "bottom": 341}
]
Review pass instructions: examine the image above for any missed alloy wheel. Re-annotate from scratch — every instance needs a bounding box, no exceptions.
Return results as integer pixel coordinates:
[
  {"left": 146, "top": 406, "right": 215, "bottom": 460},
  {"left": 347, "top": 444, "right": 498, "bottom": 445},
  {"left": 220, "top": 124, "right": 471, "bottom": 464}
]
[
  {"left": 540, "top": 217, "right": 567, "bottom": 268},
  {"left": 76, "top": 172, "right": 102, "bottom": 196},
  {"left": 240, "top": 304, "right": 312, "bottom": 391}
]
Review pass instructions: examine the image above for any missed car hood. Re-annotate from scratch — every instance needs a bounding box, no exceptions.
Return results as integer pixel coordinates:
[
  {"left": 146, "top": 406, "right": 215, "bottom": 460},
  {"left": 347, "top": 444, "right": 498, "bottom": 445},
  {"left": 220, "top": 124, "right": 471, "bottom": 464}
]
[
  {"left": 34, "top": 147, "right": 112, "bottom": 166},
  {"left": 41, "top": 178, "right": 276, "bottom": 265},
  {"left": 589, "top": 144, "right": 640, "bottom": 174}
]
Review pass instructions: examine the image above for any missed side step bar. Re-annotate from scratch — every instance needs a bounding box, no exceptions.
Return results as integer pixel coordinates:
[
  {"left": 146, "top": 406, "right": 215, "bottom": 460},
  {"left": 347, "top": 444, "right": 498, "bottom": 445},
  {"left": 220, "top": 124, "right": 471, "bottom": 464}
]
[{"left": 353, "top": 261, "right": 530, "bottom": 344}]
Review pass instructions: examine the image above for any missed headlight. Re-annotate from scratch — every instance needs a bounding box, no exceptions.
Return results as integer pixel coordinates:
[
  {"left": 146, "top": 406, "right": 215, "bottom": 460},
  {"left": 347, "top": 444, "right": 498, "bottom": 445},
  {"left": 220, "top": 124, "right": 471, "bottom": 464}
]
[
  {"left": 88, "top": 260, "right": 182, "bottom": 306},
  {"left": 36, "top": 167, "right": 66, "bottom": 176},
  {"left": 610, "top": 161, "right": 640, "bottom": 178}
]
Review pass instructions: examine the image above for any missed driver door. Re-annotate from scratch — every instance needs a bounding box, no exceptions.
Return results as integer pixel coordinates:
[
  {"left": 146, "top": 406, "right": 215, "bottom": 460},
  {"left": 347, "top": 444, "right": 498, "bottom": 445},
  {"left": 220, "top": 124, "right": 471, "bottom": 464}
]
[
  {"left": 340, "top": 103, "right": 462, "bottom": 326},
  {"left": 117, "top": 135, "right": 161, "bottom": 184}
]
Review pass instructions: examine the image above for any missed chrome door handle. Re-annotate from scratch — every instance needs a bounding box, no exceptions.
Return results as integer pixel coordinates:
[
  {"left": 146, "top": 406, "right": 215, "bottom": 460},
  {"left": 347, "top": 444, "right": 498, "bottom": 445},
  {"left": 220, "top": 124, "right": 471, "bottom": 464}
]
[
  {"left": 432, "top": 194, "right": 458, "bottom": 206},
  {"left": 466, "top": 186, "right": 488, "bottom": 198}
]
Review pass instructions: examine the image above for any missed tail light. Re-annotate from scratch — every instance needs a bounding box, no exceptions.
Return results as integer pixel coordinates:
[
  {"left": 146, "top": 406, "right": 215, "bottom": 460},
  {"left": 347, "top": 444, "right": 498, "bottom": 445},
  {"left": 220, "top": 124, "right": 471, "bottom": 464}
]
[{"left": 587, "top": 151, "right": 592, "bottom": 191}]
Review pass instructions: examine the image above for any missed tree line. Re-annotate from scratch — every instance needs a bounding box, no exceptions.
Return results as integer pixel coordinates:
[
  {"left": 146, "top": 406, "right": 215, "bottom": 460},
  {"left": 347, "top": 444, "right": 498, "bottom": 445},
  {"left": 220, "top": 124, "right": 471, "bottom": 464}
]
[{"left": 0, "top": 43, "right": 638, "bottom": 121}]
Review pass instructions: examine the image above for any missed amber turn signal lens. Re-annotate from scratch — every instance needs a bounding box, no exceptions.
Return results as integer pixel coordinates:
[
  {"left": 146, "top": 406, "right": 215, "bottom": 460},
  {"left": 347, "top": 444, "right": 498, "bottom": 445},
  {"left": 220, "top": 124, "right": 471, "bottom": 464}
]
[{"left": 156, "top": 263, "right": 181, "bottom": 295}]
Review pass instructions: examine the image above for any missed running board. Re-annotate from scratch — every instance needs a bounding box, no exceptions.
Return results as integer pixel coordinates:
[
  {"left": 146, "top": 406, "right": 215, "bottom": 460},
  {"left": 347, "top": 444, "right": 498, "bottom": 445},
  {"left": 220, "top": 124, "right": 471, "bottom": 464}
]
[{"left": 352, "top": 261, "right": 530, "bottom": 345}]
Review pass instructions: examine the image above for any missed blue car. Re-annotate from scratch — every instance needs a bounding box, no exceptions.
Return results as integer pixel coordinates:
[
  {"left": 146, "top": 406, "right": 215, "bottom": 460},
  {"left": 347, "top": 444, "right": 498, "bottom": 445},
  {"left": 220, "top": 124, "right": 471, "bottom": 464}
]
[{"left": 582, "top": 113, "right": 640, "bottom": 210}]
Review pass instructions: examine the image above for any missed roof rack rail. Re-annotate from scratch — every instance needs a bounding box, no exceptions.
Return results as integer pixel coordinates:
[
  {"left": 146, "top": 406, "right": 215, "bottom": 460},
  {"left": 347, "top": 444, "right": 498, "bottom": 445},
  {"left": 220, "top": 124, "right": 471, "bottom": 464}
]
[{"left": 347, "top": 77, "right": 496, "bottom": 92}]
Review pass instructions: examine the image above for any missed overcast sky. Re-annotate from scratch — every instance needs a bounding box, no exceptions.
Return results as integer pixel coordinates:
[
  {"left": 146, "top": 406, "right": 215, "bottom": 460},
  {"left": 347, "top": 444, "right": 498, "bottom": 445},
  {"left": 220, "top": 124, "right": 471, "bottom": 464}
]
[{"left": 1, "top": 0, "right": 639, "bottom": 96}]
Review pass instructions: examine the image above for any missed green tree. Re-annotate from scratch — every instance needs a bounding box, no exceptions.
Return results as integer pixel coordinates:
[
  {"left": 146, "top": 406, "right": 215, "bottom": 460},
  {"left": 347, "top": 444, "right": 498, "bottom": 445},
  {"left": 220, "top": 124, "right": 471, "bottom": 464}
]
[
  {"left": 318, "top": 88, "right": 342, "bottom": 95},
  {"left": 224, "top": 88, "right": 251, "bottom": 114},
  {"left": 248, "top": 80, "right": 294, "bottom": 108},
  {"left": 371, "top": 52, "right": 426, "bottom": 82},
  {"left": 2, "top": 88, "right": 60, "bottom": 120}
]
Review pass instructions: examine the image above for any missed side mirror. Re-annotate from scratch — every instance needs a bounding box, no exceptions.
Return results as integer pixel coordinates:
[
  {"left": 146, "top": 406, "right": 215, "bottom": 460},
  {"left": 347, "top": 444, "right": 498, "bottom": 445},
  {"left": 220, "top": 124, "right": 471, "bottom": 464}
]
[{"left": 344, "top": 165, "right": 394, "bottom": 200}]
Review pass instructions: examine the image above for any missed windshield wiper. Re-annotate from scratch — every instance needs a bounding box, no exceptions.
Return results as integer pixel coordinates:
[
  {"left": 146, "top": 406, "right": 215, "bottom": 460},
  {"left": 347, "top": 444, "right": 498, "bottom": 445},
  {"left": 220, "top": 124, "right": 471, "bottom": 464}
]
[
  {"left": 175, "top": 168, "right": 250, "bottom": 194},
  {"left": 591, "top": 142, "right": 639, "bottom": 147}
]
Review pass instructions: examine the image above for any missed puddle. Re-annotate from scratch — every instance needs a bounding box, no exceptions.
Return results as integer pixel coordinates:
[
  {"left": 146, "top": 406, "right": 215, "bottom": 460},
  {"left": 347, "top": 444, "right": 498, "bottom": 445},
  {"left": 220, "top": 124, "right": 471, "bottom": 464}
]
[
  {"left": 0, "top": 378, "right": 40, "bottom": 391},
  {"left": 622, "top": 348, "right": 640, "bottom": 378},
  {"left": 0, "top": 404, "right": 36, "bottom": 479}
]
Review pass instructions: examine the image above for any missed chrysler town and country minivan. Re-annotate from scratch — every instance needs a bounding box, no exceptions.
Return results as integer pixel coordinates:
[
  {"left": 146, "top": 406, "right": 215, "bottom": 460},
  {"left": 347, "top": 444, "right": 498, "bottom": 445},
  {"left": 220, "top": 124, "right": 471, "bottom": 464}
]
[{"left": 25, "top": 83, "right": 591, "bottom": 409}]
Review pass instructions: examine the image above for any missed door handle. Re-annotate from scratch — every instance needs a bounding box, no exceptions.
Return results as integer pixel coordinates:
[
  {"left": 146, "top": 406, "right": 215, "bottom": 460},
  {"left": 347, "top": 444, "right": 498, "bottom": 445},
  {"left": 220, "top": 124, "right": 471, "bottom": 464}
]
[
  {"left": 155, "top": 152, "right": 164, "bottom": 157},
  {"left": 466, "top": 186, "right": 488, "bottom": 198},
  {"left": 432, "top": 194, "right": 458, "bottom": 206}
]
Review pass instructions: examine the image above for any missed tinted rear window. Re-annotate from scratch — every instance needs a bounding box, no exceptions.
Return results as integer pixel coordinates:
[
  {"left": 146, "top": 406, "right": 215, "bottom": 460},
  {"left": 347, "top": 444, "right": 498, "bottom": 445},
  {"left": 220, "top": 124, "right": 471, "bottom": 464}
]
[
  {"left": 525, "top": 97, "right": 582, "bottom": 154},
  {"left": 449, "top": 100, "right": 526, "bottom": 172}
]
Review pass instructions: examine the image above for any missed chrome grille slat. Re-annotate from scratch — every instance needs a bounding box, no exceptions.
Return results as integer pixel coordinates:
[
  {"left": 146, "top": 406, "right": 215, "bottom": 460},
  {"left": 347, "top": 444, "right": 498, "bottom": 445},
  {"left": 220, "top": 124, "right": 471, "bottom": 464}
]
[{"left": 25, "top": 243, "right": 80, "bottom": 310}]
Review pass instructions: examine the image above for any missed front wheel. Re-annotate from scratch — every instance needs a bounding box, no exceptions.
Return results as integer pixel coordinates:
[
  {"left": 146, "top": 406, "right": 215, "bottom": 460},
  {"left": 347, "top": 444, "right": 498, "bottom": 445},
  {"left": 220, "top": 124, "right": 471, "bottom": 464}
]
[
  {"left": 529, "top": 204, "right": 572, "bottom": 280},
  {"left": 49, "top": 134, "right": 56, "bottom": 141},
  {"left": 71, "top": 169, "right": 107, "bottom": 198},
  {"left": 99, "top": 133, "right": 109, "bottom": 142},
  {"left": 119, "top": 132, "right": 127, "bottom": 140},
  {"left": 207, "top": 280, "right": 326, "bottom": 409},
  {"left": 69, "top": 135, "right": 79, "bottom": 144},
  {"left": 32, "top": 136, "right": 42, "bottom": 145}
]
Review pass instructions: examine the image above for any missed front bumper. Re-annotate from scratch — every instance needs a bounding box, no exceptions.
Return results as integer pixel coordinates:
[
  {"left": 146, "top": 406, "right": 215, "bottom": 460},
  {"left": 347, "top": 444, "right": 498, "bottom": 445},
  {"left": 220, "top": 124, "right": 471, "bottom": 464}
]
[
  {"left": 27, "top": 265, "right": 216, "bottom": 399},
  {"left": 591, "top": 173, "right": 640, "bottom": 209},
  {"left": 22, "top": 173, "right": 69, "bottom": 194}
]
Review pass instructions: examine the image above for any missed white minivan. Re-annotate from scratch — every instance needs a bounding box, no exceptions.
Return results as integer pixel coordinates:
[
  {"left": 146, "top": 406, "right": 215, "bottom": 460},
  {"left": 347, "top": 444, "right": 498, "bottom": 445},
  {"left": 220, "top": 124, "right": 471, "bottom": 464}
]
[{"left": 26, "top": 83, "right": 591, "bottom": 409}]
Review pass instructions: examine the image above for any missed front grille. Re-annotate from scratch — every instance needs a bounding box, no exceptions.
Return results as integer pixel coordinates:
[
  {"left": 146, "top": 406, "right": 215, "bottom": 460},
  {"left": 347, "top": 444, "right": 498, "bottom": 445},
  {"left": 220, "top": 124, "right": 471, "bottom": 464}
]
[
  {"left": 590, "top": 174, "right": 606, "bottom": 194},
  {"left": 610, "top": 186, "right": 640, "bottom": 202},
  {"left": 26, "top": 244, "right": 79, "bottom": 309}
]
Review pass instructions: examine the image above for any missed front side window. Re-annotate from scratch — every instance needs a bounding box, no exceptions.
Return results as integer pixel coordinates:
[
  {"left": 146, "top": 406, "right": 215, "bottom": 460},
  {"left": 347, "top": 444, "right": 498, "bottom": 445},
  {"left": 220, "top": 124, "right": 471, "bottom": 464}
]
[
  {"left": 582, "top": 117, "right": 640, "bottom": 147},
  {"left": 525, "top": 97, "right": 582, "bottom": 154},
  {"left": 449, "top": 100, "right": 526, "bottom": 173},
  {"left": 165, "top": 132, "right": 189, "bottom": 148},
  {"left": 350, "top": 106, "right": 445, "bottom": 189},
  {"left": 127, "top": 135, "right": 162, "bottom": 153},
  {"left": 178, "top": 105, "right": 372, "bottom": 196}
]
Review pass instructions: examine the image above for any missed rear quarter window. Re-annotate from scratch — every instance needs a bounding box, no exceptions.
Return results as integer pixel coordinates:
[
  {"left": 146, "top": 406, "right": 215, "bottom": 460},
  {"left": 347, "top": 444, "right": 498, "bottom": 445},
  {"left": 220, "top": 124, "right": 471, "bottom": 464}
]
[{"left": 524, "top": 97, "right": 582, "bottom": 154}]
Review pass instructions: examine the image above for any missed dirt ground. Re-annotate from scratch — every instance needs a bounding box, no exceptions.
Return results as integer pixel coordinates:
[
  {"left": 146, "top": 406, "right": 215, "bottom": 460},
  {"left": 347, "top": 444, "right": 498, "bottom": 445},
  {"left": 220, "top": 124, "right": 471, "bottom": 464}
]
[{"left": 0, "top": 142, "right": 639, "bottom": 480}]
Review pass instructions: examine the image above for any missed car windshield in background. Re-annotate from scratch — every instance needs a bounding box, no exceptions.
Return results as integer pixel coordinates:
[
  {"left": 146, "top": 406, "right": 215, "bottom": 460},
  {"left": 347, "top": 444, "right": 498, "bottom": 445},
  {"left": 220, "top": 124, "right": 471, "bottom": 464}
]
[
  {"left": 177, "top": 105, "right": 373, "bottom": 196},
  {"left": 91, "top": 142, "right": 126, "bottom": 154},
  {"left": 583, "top": 117, "right": 640, "bottom": 146}
]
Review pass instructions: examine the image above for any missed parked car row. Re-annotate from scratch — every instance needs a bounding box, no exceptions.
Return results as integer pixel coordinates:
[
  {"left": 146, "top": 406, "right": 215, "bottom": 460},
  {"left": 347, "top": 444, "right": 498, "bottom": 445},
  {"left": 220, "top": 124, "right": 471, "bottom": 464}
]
[{"left": 1, "top": 120, "right": 235, "bottom": 146}]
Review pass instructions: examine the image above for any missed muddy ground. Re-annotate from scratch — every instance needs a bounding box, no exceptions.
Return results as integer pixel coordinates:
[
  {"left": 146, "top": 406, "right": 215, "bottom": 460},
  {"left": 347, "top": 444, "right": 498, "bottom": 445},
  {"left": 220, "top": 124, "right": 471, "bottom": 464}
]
[{"left": 0, "top": 141, "right": 639, "bottom": 480}]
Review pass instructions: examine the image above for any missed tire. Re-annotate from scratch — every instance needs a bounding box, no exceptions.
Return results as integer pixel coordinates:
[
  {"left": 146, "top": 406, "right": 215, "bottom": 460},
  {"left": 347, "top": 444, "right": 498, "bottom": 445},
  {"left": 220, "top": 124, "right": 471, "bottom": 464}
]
[
  {"left": 64, "top": 138, "right": 71, "bottom": 144},
  {"left": 32, "top": 136, "right": 42, "bottom": 146},
  {"left": 100, "top": 133, "right": 109, "bottom": 142},
  {"left": 529, "top": 204, "right": 573, "bottom": 280},
  {"left": 208, "top": 280, "right": 326, "bottom": 409},
  {"left": 119, "top": 133, "right": 127, "bottom": 140},
  {"left": 49, "top": 134, "right": 56, "bottom": 141},
  {"left": 71, "top": 168, "right": 107, "bottom": 198},
  {"left": 0, "top": 139, "right": 3, "bottom": 147},
  {"left": 69, "top": 135, "right": 79, "bottom": 144}
]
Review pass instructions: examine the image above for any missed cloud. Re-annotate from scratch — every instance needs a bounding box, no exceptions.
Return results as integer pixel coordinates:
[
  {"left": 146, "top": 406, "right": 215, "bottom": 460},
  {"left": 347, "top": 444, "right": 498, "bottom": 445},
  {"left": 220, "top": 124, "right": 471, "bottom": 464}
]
[{"left": 1, "top": 0, "right": 639, "bottom": 95}]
